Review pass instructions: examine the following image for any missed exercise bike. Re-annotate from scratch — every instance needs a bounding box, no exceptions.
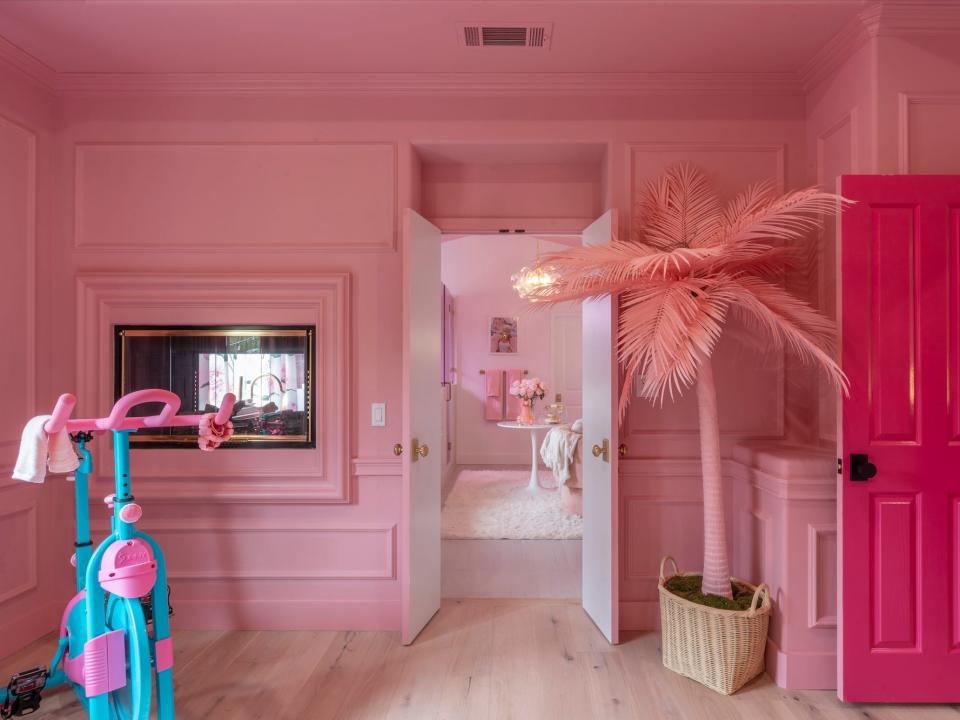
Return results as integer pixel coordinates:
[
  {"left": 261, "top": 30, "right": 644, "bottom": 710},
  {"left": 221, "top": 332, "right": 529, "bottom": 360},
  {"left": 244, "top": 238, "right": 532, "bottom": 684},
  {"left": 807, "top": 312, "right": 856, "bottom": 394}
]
[{"left": 1, "top": 389, "right": 235, "bottom": 719}]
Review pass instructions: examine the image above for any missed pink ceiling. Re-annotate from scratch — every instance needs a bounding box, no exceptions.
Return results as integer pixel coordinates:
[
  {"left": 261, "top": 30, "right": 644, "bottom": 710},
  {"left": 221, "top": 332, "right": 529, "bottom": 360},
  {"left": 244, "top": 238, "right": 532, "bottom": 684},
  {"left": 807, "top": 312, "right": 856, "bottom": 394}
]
[{"left": 0, "top": 1, "right": 864, "bottom": 76}]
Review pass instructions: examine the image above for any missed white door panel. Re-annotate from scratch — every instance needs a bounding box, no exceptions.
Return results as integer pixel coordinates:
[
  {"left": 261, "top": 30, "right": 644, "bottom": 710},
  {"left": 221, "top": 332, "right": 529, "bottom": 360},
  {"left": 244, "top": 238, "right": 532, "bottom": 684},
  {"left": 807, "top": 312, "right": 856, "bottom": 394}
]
[
  {"left": 402, "top": 209, "right": 442, "bottom": 644},
  {"left": 580, "top": 209, "right": 620, "bottom": 644}
]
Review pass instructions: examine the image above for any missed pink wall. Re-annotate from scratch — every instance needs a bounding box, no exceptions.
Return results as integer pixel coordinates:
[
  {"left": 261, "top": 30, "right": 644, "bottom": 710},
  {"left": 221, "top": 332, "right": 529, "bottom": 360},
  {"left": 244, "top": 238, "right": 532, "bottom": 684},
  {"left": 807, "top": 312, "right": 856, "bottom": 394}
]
[
  {"left": 44, "top": 91, "right": 809, "bottom": 641},
  {"left": 441, "top": 234, "right": 570, "bottom": 465},
  {"left": 0, "top": 60, "right": 67, "bottom": 658},
  {"left": 0, "top": 80, "right": 814, "bottom": 656}
]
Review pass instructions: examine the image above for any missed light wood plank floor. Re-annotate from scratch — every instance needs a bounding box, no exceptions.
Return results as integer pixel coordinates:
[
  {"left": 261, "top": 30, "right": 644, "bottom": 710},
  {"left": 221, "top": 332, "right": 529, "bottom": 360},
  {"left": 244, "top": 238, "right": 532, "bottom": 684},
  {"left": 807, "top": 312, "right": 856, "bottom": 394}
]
[{"left": 2, "top": 598, "right": 958, "bottom": 719}]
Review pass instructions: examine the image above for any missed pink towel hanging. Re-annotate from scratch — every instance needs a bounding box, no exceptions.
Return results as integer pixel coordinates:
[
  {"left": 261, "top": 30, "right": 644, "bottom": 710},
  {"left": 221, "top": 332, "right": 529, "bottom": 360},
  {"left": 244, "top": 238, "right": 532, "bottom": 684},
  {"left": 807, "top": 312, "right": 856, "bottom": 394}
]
[
  {"left": 505, "top": 369, "right": 523, "bottom": 420},
  {"left": 484, "top": 370, "right": 504, "bottom": 421}
]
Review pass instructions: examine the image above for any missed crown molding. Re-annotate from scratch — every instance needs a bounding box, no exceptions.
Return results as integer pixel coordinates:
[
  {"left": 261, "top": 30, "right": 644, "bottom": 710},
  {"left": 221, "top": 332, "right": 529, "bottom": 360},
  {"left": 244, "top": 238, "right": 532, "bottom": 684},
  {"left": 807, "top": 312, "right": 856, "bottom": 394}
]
[
  {"left": 799, "top": 5, "right": 874, "bottom": 92},
  {"left": 45, "top": 70, "right": 801, "bottom": 97},
  {"left": 800, "top": 1, "right": 960, "bottom": 92},
  {"left": 0, "top": 31, "right": 800, "bottom": 97},
  {"left": 871, "top": 1, "right": 960, "bottom": 36},
  {"left": 5, "top": 1, "right": 958, "bottom": 99}
]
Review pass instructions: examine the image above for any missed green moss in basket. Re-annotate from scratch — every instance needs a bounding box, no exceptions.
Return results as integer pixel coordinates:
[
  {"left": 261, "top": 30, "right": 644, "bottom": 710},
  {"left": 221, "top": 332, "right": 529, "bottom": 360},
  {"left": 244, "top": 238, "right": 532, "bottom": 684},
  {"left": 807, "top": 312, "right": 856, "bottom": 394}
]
[{"left": 664, "top": 575, "right": 756, "bottom": 611}]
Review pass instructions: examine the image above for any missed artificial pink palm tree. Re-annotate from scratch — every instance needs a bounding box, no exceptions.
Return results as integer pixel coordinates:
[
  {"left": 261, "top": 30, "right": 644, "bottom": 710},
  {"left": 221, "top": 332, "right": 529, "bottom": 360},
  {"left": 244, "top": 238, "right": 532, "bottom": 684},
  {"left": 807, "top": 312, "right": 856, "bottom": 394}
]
[{"left": 525, "top": 165, "right": 848, "bottom": 599}]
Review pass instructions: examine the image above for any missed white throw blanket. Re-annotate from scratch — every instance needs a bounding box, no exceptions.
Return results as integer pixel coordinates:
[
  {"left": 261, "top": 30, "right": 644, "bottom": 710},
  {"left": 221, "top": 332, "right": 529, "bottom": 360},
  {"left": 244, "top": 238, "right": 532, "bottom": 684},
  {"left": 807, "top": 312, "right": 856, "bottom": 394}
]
[
  {"left": 12, "top": 415, "right": 79, "bottom": 483},
  {"left": 540, "top": 423, "right": 581, "bottom": 486}
]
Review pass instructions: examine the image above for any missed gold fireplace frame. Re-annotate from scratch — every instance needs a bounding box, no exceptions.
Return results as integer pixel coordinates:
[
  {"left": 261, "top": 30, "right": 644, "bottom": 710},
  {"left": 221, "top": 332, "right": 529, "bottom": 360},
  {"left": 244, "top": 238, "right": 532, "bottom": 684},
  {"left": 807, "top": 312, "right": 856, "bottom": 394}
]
[{"left": 115, "top": 326, "right": 315, "bottom": 448}]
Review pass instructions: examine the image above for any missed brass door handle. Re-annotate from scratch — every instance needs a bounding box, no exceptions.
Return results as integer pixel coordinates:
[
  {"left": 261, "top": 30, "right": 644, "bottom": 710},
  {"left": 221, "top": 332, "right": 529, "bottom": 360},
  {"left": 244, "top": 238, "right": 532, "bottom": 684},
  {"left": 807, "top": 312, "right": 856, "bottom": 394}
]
[
  {"left": 591, "top": 439, "right": 610, "bottom": 462},
  {"left": 619, "top": 443, "right": 627, "bottom": 458},
  {"left": 411, "top": 438, "right": 429, "bottom": 461},
  {"left": 393, "top": 443, "right": 403, "bottom": 457}
]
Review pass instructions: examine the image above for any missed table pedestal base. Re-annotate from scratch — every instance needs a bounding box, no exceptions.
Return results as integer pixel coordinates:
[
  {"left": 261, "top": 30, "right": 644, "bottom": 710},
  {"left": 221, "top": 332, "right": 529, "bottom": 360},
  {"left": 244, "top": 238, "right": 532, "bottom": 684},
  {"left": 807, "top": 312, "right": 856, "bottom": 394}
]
[{"left": 528, "top": 428, "right": 540, "bottom": 491}]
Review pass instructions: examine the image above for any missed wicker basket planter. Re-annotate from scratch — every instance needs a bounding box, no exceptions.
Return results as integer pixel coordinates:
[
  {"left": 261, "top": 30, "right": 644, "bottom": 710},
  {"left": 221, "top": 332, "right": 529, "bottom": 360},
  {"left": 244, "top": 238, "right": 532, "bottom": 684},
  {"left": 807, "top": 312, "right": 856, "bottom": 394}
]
[{"left": 658, "top": 556, "right": 771, "bottom": 695}]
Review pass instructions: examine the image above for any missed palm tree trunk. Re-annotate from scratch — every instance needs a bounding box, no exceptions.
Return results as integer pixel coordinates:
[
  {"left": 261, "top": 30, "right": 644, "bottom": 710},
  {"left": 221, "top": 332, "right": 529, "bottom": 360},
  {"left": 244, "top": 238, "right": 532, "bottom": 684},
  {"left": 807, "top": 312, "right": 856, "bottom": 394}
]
[{"left": 695, "top": 351, "right": 733, "bottom": 599}]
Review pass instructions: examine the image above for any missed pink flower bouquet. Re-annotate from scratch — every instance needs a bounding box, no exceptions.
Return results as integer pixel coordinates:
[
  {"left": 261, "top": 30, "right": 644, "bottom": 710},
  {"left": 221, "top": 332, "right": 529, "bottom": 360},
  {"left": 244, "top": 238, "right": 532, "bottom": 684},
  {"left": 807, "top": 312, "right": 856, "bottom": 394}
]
[
  {"left": 509, "top": 377, "right": 547, "bottom": 423},
  {"left": 509, "top": 377, "right": 548, "bottom": 402}
]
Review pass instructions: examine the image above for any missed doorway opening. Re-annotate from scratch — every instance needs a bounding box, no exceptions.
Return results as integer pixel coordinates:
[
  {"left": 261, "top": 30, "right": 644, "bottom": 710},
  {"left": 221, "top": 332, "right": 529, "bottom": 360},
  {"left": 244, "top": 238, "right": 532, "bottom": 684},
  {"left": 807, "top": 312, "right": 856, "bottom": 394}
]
[
  {"left": 439, "top": 231, "right": 584, "bottom": 599},
  {"left": 403, "top": 141, "right": 619, "bottom": 644}
]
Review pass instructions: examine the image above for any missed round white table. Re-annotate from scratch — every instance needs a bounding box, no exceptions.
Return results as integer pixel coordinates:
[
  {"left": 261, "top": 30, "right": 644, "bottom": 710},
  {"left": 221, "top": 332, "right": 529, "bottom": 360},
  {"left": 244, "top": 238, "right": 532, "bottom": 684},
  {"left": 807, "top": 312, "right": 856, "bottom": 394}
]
[{"left": 497, "top": 421, "right": 556, "bottom": 490}]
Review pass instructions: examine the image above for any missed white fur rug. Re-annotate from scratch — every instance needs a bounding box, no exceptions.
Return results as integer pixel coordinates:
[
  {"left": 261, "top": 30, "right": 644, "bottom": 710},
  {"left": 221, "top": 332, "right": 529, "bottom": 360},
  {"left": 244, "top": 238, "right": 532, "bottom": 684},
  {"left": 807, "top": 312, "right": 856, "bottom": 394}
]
[{"left": 442, "top": 469, "right": 583, "bottom": 540}]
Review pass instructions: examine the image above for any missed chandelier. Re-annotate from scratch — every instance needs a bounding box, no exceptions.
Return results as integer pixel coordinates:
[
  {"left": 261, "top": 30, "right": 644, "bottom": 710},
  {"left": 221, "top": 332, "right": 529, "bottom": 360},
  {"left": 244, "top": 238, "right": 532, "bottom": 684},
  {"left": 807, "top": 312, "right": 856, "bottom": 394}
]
[{"left": 511, "top": 237, "right": 556, "bottom": 299}]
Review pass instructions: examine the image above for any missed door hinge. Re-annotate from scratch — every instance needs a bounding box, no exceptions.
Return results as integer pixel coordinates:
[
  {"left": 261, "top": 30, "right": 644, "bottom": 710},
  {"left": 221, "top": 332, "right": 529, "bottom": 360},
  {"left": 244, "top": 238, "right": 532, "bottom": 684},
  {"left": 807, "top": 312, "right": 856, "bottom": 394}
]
[{"left": 837, "top": 457, "right": 842, "bottom": 475}]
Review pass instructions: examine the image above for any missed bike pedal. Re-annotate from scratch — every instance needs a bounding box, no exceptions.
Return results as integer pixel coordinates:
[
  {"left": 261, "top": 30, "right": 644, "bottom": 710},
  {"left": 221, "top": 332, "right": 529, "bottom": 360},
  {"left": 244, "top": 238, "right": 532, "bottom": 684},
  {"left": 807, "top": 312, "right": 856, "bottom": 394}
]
[{"left": 1, "top": 666, "right": 47, "bottom": 718}]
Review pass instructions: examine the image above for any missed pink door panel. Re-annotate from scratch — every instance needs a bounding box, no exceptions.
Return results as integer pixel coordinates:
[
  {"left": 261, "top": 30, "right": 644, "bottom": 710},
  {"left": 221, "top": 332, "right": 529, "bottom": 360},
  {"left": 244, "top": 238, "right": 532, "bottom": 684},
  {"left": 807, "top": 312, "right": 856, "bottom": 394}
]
[{"left": 841, "top": 175, "right": 960, "bottom": 702}]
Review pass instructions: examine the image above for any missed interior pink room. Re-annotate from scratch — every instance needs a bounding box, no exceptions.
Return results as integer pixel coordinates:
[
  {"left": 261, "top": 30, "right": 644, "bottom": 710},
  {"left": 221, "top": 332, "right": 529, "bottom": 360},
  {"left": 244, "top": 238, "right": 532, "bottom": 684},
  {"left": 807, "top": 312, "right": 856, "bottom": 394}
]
[{"left": 1, "top": 1, "right": 960, "bottom": 718}]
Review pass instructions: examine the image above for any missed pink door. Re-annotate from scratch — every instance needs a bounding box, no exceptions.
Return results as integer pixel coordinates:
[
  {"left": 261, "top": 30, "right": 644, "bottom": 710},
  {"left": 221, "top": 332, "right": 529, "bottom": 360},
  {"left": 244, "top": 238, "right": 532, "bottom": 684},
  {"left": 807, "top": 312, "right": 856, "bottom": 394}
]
[{"left": 841, "top": 175, "right": 960, "bottom": 702}]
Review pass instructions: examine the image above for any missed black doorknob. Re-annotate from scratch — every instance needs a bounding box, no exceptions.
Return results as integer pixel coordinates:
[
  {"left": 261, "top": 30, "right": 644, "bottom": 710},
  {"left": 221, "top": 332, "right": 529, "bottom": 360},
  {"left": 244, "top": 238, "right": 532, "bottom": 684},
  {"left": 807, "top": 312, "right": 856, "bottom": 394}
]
[{"left": 850, "top": 453, "right": 877, "bottom": 481}]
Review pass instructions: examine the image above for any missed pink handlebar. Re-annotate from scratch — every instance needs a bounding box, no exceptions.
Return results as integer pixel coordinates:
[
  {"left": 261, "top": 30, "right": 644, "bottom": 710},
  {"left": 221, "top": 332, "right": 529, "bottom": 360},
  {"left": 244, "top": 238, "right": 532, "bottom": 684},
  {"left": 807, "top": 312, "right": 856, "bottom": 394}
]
[
  {"left": 43, "top": 391, "right": 236, "bottom": 434},
  {"left": 107, "top": 389, "right": 181, "bottom": 429}
]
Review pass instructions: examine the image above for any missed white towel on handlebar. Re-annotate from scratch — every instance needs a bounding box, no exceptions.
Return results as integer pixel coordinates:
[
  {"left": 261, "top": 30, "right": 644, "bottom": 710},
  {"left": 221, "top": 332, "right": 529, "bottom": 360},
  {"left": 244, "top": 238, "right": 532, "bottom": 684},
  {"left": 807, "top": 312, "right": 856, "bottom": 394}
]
[{"left": 12, "top": 415, "right": 80, "bottom": 483}]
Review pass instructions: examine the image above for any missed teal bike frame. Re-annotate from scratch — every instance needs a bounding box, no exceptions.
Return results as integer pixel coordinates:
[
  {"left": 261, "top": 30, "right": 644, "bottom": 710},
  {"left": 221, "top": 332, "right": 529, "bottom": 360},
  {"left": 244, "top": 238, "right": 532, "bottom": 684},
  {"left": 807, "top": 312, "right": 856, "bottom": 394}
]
[
  {"left": 1, "top": 430, "right": 175, "bottom": 720},
  {"left": 4, "top": 388, "right": 233, "bottom": 719}
]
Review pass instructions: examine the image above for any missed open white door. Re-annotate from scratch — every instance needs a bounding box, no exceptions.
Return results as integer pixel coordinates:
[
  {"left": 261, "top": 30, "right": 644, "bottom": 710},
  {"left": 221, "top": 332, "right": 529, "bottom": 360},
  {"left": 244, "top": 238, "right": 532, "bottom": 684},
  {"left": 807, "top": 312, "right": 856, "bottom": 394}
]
[
  {"left": 581, "top": 209, "right": 620, "bottom": 644},
  {"left": 400, "top": 209, "right": 443, "bottom": 645}
]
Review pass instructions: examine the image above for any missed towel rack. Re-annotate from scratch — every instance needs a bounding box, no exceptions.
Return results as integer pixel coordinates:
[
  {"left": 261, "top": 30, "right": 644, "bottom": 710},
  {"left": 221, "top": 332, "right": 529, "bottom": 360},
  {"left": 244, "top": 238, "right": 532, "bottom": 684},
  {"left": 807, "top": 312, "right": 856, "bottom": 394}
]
[{"left": 479, "top": 369, "right": 528, "bottom": 375}]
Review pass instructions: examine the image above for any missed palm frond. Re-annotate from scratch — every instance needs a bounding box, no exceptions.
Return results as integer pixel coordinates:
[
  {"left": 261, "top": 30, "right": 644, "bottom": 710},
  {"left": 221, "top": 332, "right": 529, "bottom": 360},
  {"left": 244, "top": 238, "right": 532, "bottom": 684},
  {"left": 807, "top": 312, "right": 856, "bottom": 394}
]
[
  {"left": 726, "top": 275, "right": 849, "bottom": 394},
  {"left": 635, "top": 164, "right": 723, "bottom": 250},
  {"left": 718, "top": 179, "right": 778, "bottom": 239},
  {"left": 538, "top": 242, "right": 723, "bottom": 287},
  {"left": 513, "top": 163, "right": 849, "bottom": 417},
  {"left": 523, "top": 275, "right": 648, "bottom": 306},
  {"left": 617, "top": 278, "right": 735, "bottom": 410},
  {"left": 721, "top": 187, "right": 848, "bottom": 248},
  {"left": 699, "top": 244, "right": 798, "bottom": 279}
]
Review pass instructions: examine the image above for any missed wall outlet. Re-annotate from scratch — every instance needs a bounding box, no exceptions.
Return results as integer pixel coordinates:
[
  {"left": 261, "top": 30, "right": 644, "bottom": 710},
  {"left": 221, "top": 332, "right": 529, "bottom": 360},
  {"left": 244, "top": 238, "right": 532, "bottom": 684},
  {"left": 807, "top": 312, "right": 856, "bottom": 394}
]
[{"left": 371, "top": 403, "right": 386, "bottom": 427}]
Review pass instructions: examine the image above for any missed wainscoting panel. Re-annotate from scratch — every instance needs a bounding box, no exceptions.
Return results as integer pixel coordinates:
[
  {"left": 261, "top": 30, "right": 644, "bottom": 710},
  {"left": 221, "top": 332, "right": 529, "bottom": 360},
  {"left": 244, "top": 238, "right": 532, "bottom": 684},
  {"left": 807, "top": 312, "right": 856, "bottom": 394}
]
[
  {"left": 0, "top": 114, "right": 35, "bottom": 487},
  {"left": 74, "top": 142, "right": 397, "bottom": 252},
  {"left": 0, "top": 500, "right": 38, "bottom": 605},
  {"left": 81, "top": 469, "right": 403, "bottom": 631},
  {"left": 898, "top": 93, "right": 960, "bottom": 173},
  {"left": 91, "top": 520, "right": 397, "bottom": 581},
  {"left": 815, "top": 108, "right": 857, "bottom": 444},
  {"left": 0, "top": 110, "right": 56, "bottom": 660},
  {"left": 808, "top": 523, "right": 838, "bottom": 629},
  {"left": 728, "top": 443, "right": 838, "bottom": 690},
  {"left": 74, "top": 272, "right": 351, "bottom": 502},
  {"left": 618, "top": 458, "right": 707, "bottom": 630}
]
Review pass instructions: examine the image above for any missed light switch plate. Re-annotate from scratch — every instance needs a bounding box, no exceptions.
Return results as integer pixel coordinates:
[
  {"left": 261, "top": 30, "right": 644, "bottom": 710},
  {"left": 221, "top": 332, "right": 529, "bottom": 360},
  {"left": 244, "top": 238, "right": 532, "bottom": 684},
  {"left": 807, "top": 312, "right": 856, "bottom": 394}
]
[{"left": 371, "top": 403, "right": 386, "bottom": 427}]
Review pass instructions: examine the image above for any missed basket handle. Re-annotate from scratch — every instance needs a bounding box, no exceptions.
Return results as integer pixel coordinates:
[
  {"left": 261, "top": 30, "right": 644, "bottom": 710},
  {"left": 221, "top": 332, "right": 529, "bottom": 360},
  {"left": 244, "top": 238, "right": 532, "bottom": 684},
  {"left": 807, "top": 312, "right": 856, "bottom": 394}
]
[
  {"left": 659, "top": 556, "right": 680, "bottom": 583},
  {"left": 749, "top": 583, "right": 769, "bottom": 614}
]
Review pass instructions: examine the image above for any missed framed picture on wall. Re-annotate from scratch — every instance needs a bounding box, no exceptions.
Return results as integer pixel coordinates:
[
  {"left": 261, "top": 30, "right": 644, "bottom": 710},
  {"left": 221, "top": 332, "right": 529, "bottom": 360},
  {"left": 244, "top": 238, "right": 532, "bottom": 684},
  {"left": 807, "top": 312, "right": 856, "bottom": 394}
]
[{"left": 489, "top": 316, "right": 519, "bottom": 354}]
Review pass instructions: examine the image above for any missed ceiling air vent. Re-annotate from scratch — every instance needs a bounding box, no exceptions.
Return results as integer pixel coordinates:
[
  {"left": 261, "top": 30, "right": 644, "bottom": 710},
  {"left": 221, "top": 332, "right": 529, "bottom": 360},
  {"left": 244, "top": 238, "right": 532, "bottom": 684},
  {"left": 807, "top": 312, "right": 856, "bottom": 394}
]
[{"left": 459, "top": 23, "right": 552, "bottom": 49}]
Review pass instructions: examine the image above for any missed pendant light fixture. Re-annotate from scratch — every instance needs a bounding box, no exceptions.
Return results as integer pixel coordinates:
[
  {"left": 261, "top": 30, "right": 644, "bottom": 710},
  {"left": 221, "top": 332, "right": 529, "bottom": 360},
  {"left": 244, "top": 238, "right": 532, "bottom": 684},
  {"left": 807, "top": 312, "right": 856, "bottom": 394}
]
[{"left": 511, "top": 237, "right": 556, "bottom": 299}]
